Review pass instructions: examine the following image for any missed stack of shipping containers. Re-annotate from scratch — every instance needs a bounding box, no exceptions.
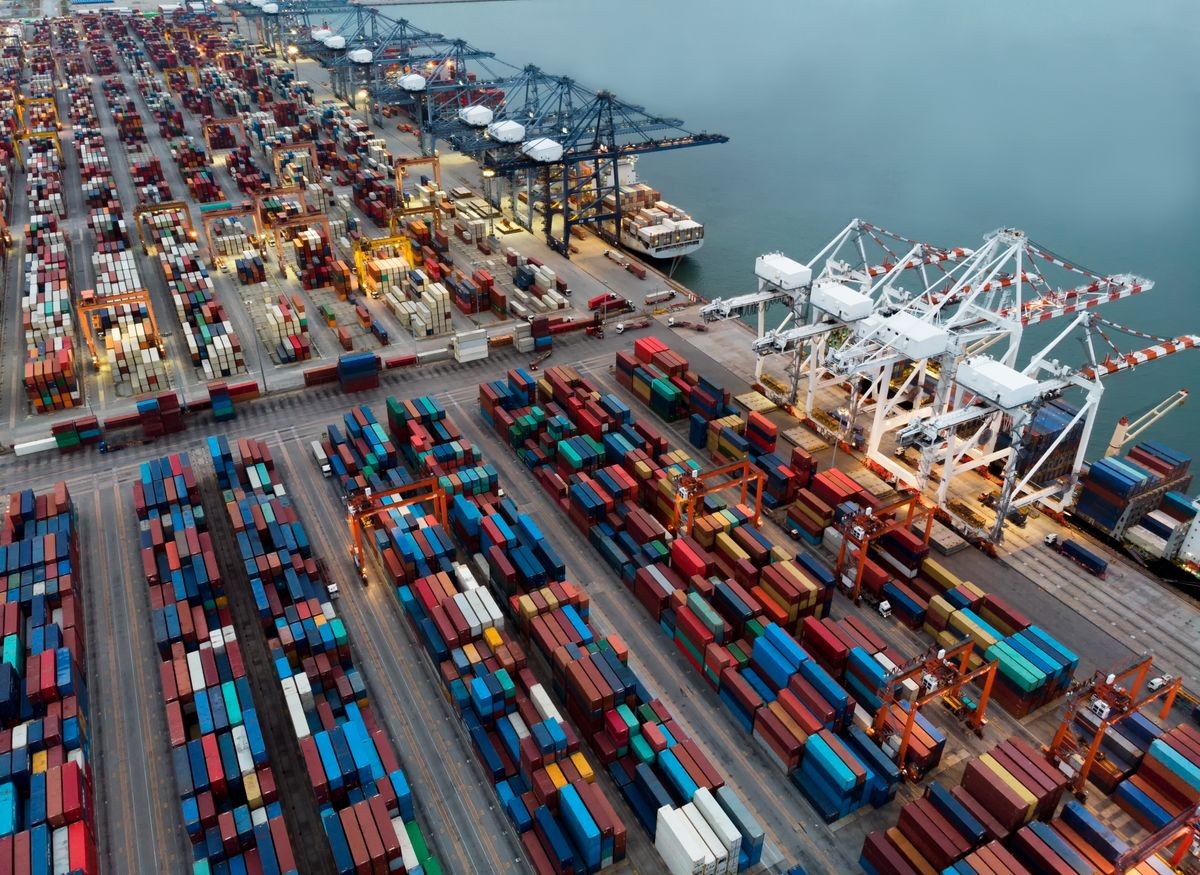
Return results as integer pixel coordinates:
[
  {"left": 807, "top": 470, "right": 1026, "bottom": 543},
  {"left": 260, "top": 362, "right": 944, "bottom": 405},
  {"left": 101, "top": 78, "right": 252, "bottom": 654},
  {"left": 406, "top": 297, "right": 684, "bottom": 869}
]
[
  {"left": 0, "top": 484, "right": 99, "bottom": 873},
  {"left": 142, "top": 207, "right": 248, "bottom": 380},
  {"left": 206, "top": 434, "right": 442, "bottom": 874},
  {"left": 478, "top": 365, "right": 904, "bottom": 824},
  {"left": 20, "top": 35, "right": 78, "bottom": 413},
  {"left": 133, "top": 453, "right": 299, "bottom": 871}
]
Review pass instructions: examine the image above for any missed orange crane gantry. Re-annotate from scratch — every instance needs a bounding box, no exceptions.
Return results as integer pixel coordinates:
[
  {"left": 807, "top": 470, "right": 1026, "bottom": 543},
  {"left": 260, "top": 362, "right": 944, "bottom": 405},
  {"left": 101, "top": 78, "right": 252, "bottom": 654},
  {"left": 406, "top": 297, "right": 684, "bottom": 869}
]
[
  {"left": 75, "top": 289, "right": 165, "bottom": 368},
  {"left": 200, "top": 201, "right": 264, "bottom": 263},
  {"left": 347, "top": 478, "right": 448, "bottom": 581},
  {"left": 1113, "top": 802, "right": 1199, "bottom": 872},
  {"left": 134, "top": 202, "right": 196, "bottom": 254},
  {"left": 870, "top": 639, "right": 997, "bottom": 781},
  {"left": 392, "top": 154, "right": 444, "bottom": 236},
  {"left": 835, "top": 490, "right": 935, "bottom": 603},
  {"left": 162, "top": 65, "right": 199, "bottom": 92},
  {"left": 670, "top": 459, "right": 765, "bottom": 537},
  {"left": 1044, "top": 655, "right": 1183, "bottom": 800},
  {"left": 203, "top": 116, "right": 247, "bottom": 152}
]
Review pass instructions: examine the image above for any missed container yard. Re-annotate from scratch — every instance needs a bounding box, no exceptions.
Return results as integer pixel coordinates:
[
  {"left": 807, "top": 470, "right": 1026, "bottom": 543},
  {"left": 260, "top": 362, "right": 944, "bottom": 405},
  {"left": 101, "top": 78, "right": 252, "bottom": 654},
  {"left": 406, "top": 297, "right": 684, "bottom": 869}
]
[{"left": 0, "top": 6, "right": 1198, "bottom": 875}]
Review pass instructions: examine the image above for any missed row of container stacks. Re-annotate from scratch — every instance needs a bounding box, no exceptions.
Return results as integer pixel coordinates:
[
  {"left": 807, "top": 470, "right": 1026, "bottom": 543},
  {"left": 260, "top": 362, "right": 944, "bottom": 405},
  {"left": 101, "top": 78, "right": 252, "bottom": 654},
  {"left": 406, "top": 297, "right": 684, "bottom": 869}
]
[
  {"left": 227, "top": 146, "right": 272, "bottom": 194},
  {"left": 211, "top": 217, "right": 252, "bottom": 260},
  {"left": 477, "top": 366, "right": 906, "bottom": 823},
  {"left": 88, "top": 243, "right": 171, "bottom": 396},
  {"left": 615, "top": 339, "right": 736, "bottom": 424},
  {"left": 206, "top": 435, "right": 442, "bottom": 874},
  {"left": 1111, "top": 723, "right": 1200, "bottom": 834},
  {"left": 384, "top": 395, "right": 772, "bottom": 873},
  {"left": 23, "top": 214, "right": 80, "bottom": 413},
  {"left": 131, "top": 453, "right": 299, "bottom": 872},
  {"left": 0, "top": 484, "right": 99, "bottom": 874},
  {"left": 142, "top": 208, "right": 248, "bottom": 380},
  {"left": 799, "top": 468, "right": 1081, "bottom": 719},
  {"left": 320, "top": 403, "right": 636, "bottom": 874},
  {"left": 16, "top": 28, "right": 75, "bottom": 413},
  {"left": 861, "top": 737, "right": 1067, "bottom": 874}
]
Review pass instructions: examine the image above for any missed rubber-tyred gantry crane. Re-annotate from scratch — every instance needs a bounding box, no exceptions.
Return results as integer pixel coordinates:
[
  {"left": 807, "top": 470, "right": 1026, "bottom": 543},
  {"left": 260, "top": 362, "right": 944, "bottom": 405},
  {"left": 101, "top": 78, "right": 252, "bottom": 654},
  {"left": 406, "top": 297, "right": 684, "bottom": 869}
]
[
  {"left": 669, "top": 459, "right": 765, "bottom": 537},
  {"left": 135, "top": 202, "right": 197, "bottom": 254},
  {"left": 834, "top": 490, "right": 934, "bottom": 603},
  {"left": 202, "top": 116, "right": 247, "bottom": 152},
  {"left": 1043, "top": 655, "right": 1183, "bottom": 801},
  {"left": 346, "top": 478, "right": 447, "bottom": 581},
  {"left": 391, "top": 154, "right": 443, "bottom": 236},
  {"left": 200, "top": 201, "right": 263, "bottom": 262},
  {"left": 871, "top": 640, "right": 997, "bottom": 781},
  {"left": 1112, "top": 803, "right": 1199, "bottom": 872},
  {"left": 75, "top": 289, "right": 165, "bottom": 368}
]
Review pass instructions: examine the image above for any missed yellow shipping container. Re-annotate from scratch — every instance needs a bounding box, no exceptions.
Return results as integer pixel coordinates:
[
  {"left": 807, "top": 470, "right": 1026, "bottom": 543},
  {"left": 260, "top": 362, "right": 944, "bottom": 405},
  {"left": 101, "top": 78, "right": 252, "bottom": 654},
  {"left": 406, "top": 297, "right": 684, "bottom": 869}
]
[
  {"left": 979, "top": 753, "right": 1037, "bottom": 822},
  {"left": 571, "top": 752, "right": 595, "bottom": 783},
  {"left": 545, "top": 762, "right": 567, "bottom": 789},
  {"left": 244, "top": 772, "right": 263, "bottom": 809}
]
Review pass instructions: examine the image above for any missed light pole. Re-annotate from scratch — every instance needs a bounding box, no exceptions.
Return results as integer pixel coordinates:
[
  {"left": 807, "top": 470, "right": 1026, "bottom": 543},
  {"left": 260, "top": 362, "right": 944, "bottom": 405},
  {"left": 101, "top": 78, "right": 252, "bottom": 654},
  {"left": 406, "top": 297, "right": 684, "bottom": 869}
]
[
  {"left": 481, "top": 168, "right": 496, "bottom": 239},
  {"left": 286, "top": 45, "right": 298, "bottom": 76},
  {"left": 355, "top": 88, "right": 370, "bottom": 127}
]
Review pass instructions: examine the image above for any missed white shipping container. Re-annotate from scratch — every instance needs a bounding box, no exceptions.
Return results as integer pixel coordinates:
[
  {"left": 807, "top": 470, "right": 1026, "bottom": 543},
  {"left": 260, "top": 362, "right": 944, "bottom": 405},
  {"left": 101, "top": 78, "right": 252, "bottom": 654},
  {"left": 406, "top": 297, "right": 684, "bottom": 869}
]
[
  {"left": 655, "top": 806, "right": 710, "bottom": 875},
  {"left": 682, "top": 804, "right": 730, "bottom": 875},
  {"left": 692, "top": 788, "right": 742, "bottom": 861}
]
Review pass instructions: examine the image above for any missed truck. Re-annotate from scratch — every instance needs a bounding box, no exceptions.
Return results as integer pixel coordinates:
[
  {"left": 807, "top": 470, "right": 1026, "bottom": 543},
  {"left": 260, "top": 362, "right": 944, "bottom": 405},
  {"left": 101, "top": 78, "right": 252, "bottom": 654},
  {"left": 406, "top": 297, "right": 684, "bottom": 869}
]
[
  {"left": 587, "top": 292, "right": 631, "bottom": 314},
  {"left": 1045, "top": 533, "right": 1108, "bottom": 578},
  {"left": 311, "top": 440, "right": 331, "bottom": 477}
]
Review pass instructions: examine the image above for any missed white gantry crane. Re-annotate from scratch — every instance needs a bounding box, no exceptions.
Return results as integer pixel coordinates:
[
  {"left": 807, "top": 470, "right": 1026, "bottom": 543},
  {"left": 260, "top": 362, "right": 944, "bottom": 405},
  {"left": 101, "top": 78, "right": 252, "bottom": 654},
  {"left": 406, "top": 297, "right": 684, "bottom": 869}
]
[{"left": 715, "top": 219, "right": 1199, "bottom": 542}]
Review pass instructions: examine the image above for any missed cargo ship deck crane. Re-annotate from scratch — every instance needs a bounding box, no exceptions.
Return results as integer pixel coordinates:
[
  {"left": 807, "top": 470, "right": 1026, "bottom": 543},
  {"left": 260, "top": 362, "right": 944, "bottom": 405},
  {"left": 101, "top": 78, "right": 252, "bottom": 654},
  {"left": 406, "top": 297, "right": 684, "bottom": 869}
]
[
  {"left": 832, "top": 490, "right": 934, "bottom": 603},
  {"left": 670, "top": 460, "right": 766, "bottom": 538},
  {"left": 1042, "top": 655, "right": 1183, "bottom": 800},
  {"left": 1105, "top": 390, "right": 1188, "bottom": 457},
  {"left": 870, "top": 640, "right": 997, "bottom": 782},
  {"left": 346, "top": 478, "right": 447, "bottom": 581}
]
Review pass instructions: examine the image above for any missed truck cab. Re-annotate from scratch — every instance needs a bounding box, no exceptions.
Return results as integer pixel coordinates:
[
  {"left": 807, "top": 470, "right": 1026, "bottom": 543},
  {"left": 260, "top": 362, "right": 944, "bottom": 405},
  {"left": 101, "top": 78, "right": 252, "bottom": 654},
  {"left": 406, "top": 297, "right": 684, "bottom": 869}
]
[{"left": 311, "top": 440, "right": 331, "bottom": 477}]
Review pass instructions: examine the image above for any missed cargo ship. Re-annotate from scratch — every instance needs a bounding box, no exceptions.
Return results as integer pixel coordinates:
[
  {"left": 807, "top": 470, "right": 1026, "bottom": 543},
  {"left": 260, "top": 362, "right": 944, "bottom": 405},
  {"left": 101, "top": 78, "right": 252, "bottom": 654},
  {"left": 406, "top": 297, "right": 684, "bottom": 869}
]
[
  {"left": 1066, "top": 441, "right": 1200, "bottom": 594},
  {"left": 602, "top": 157, "right": 705, "bottom": 260}
]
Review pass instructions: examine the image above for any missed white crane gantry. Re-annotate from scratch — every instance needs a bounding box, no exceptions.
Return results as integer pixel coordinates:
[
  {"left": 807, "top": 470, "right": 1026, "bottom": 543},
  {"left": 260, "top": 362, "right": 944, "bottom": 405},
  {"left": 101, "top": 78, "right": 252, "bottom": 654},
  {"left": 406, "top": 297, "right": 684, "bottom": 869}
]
[{"left": 724, "top": 219, "right": 1197, "bottom": 542}]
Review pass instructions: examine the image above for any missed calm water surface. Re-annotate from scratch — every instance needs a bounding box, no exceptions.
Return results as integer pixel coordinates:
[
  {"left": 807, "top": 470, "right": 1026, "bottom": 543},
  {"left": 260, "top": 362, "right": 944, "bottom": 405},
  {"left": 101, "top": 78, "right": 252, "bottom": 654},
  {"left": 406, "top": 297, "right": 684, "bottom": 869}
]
[{"left": 387, "top": 0, "right": 1200, "bottom": 456}]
